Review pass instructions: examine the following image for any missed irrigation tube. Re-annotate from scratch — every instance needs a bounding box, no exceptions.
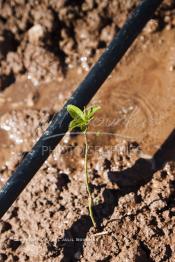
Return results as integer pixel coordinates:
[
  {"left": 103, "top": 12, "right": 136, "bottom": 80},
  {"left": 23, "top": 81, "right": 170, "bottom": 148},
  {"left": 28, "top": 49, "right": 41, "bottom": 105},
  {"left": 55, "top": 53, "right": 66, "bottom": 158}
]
[{"left": 0, "top": 0, "right": 163, "bottom": 218}]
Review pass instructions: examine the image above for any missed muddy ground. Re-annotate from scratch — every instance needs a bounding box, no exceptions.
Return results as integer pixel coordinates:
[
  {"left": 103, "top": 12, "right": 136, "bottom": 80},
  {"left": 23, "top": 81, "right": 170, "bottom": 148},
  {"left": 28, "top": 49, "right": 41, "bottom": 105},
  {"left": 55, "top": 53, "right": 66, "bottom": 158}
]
[{"left": 0, "top": 0, "right": 175, "bottom": 261}]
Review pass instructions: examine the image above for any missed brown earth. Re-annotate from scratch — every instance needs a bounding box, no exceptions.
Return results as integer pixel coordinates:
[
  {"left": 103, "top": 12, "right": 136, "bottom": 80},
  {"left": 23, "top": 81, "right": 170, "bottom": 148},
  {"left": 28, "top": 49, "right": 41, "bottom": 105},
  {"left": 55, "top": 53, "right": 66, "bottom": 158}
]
[{"left": 0, "top": 0, "right": 175, "bottom": 261}]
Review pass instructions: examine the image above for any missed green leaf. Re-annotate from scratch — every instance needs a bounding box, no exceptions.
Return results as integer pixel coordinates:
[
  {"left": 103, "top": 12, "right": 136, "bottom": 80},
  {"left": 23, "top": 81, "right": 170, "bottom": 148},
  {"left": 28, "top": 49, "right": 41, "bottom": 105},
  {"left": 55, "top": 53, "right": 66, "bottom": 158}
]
[
  {"left": 69, "top": 118, "right": 83, "bottom": 131},
  {"left": 67, "top": 104, "right": 85, "bottom": 121},
  {"left": 86, "top": 106, "right": 101, "bottom": 120},
  {"left": 67, "top": 104, "right": 100, "bottom": 132}
]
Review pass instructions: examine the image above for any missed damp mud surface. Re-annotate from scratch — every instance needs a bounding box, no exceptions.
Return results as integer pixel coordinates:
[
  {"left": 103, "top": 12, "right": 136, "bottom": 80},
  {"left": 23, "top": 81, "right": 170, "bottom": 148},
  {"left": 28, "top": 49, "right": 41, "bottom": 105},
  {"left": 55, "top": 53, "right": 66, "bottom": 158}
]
[{"left": 1, "top": 0, "right": 175, "bottom": 261}]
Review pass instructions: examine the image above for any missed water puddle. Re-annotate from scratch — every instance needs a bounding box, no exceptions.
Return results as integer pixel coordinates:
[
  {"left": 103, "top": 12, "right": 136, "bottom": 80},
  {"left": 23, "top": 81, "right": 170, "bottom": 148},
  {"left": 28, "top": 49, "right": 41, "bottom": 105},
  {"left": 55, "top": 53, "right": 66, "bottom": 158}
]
[{"left": 0, "top": 29, "right": 175, "bottom": 168}]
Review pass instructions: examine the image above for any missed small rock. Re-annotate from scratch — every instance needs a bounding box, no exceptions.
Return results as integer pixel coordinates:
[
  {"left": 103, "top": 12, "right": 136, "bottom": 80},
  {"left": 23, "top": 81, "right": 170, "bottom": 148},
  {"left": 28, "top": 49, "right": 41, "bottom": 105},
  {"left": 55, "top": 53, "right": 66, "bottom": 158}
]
[
  {"left": 28, "top": 24, "right": 44, "bottom": 44},
  {"left": 144, "top": 19, "right": 159, "bottom": 34},
  {"left": 169, "top": 65, "right": 175, "bottom": 72},
  {"left": 166, "top": 24, "right": 172, "bottom": 31}
]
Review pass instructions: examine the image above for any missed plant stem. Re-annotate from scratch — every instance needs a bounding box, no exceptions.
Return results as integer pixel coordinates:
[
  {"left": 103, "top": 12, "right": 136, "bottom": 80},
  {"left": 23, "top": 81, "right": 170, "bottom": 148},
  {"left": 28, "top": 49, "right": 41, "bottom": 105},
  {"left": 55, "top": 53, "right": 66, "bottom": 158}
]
[{"left": 84, "top": 129, "right": 96, "bottom": 227}]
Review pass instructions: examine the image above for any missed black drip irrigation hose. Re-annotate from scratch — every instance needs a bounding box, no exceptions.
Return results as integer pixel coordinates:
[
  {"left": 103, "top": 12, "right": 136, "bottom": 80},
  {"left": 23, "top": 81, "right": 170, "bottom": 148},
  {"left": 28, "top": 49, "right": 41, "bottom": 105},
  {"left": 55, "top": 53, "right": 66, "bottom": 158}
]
[{"left": 0, "top": 0, "right": 163, "bottom": 218}]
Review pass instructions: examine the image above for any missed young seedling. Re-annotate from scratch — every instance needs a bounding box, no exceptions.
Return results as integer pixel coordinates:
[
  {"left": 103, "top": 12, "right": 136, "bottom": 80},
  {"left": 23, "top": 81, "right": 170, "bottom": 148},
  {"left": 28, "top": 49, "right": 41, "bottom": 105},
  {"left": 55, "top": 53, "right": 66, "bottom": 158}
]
[{"left": 67, "top": 104, "right": 100, "bottom": 227}]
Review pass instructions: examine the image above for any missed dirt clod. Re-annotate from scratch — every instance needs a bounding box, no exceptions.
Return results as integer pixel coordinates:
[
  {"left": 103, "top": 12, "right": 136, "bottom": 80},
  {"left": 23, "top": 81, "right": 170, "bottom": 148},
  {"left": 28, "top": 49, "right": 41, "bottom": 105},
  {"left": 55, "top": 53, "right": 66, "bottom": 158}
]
[{"left": 0, "top": 0, "right": 175, "bottom": 261}]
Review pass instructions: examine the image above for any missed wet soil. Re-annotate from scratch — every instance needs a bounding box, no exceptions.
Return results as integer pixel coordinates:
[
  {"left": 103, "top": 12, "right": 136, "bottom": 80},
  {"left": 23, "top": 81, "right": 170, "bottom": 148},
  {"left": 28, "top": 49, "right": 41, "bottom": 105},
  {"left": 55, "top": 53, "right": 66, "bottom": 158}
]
[{"left": 0, "top": 0, "right": 175, "bottom": 261}]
